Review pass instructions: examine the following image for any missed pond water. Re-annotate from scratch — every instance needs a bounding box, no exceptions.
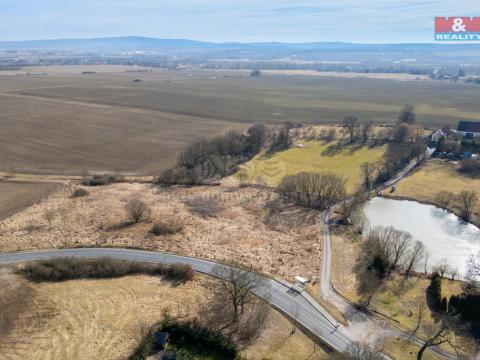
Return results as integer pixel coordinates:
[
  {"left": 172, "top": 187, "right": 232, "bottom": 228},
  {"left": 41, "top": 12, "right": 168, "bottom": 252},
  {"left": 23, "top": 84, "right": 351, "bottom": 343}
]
[{"left": 363, "top": 197, "right": 480, "bottom": 276}]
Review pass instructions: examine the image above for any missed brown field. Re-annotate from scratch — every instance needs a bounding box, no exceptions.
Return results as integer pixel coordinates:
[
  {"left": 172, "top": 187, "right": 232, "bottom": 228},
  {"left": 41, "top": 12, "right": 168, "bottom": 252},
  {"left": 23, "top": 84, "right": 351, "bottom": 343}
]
[
  {"left": 0, "top": 181, "right": 61, "bottom": 221},
  {"left": 262, "top": 69, "right": 430, "bottom": 81},
  {"left": 0, "top": 271, "right": 327, "bottom": 360},
  {"left": 0, "top": 91, "right": 244, "bottom": 175},
  {"left": 1, "top": 65, "right": 480, "bottom": 175},
  {"left": 0, "top": 182, "right": 324, "bottom": 282}
]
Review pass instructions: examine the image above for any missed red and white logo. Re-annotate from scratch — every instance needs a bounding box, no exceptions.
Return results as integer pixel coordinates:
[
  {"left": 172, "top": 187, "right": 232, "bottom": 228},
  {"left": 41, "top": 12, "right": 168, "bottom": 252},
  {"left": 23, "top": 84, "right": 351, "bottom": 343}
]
[{"left": 435, "top": 17, "right": 480, "bottom": 40}]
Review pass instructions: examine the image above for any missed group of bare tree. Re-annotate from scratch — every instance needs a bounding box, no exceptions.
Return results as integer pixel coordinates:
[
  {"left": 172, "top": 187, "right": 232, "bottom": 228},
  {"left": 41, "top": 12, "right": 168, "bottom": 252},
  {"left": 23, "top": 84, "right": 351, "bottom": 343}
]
[
  {"left": 342, "top": 116, "right": 374, "bottom": 144},
  {"left": 356, "top": 226, "right": 426, "bottom": 305},
  {"left": 276, "top": 172, "right": 347, "bottom": 210},
  {"left": 355, "top": 106, "right": 427, "bottom": 191},
  {"left": 159, "top": 122, "right": 267, "bottom": 185},
  {"left": 435, "top": 190, "right": 478, "bottom": 222}
]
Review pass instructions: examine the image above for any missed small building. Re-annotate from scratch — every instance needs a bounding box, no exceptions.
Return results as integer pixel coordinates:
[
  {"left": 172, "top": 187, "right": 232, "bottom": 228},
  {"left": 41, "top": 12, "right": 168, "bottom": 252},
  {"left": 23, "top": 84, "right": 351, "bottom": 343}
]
[
  {"left": 430, "top": 125, "right": 453, "bottom": 142},
  {"left": 457, "top": 121, "right": 480, "bottom": 139}
]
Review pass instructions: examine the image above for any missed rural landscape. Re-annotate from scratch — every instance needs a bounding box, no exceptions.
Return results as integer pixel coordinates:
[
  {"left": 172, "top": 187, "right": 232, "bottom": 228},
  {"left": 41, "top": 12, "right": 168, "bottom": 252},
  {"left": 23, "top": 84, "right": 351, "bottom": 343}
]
[{"left": 2, "top": 2, "right": 480, "bottom": 360}]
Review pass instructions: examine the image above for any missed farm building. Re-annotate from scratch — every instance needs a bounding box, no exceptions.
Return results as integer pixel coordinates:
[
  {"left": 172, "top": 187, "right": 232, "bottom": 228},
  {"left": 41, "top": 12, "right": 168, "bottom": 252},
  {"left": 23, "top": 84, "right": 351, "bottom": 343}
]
[{"left": 457, "top": 121, "right": 480, "bottom": 139}]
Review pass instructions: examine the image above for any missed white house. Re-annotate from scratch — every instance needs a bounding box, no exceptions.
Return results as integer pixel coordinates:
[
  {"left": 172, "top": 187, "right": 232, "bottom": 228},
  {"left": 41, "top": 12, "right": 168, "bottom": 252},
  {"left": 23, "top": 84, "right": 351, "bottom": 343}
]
[{"left": 430, "top": 125, "right": 453, "bottom": 142}]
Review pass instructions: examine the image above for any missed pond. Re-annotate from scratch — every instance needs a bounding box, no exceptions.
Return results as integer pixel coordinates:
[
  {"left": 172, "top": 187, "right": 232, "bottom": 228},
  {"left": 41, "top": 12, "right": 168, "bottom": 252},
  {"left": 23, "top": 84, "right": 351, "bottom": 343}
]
[{"left": 363, "top": 197, "right": 480, "bottom": 276}]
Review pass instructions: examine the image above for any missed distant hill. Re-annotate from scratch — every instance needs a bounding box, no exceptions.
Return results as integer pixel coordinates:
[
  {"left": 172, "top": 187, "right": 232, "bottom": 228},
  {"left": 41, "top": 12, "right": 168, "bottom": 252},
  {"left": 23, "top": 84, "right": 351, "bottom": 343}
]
[
  {"left": 1, "top": 36, "right": 479, "bottom": 64},
  {"left": 1, "top": 36, "right": 479, "bottom": 52}
]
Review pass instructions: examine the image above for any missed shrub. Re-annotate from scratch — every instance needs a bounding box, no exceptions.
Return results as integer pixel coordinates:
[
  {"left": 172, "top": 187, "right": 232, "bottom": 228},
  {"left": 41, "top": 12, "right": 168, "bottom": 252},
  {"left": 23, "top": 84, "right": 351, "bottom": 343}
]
[
  {"left": 151, "top": 221, "right": 183, "bottom": 236},
  {"left": 71, "top": 188, "right": 89, "bottom": 198},
  {"left": 161, "top": 319, "right": 238, "bottom": 359},
  {"left": 19, "top": 258, "right": 195, "bottom": 283},
  {"left": 449, "top": 293, "right": 480, "bottom": 322},
  {"left": 429, "top": 272, "right": 447, "bottom": 313},
  {"left": 125, "top": 199, "right": 151, "bottom": 223},
  {"left": 459, "top": 158, "right": 480, "bottom": 176},
  {"left": 186, "top": 197, "right": 224, "bottom": 218},
  {"left": 250, "top": 69, "right": 261, "bottom": 77},
  {"left": 82, "top": 175, "right": 117, "bottom": 186}
]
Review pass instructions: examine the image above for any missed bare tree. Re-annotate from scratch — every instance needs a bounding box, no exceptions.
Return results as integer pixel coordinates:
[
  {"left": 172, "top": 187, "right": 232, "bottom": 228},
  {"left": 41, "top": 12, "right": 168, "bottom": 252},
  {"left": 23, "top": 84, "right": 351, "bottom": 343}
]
[
  {"left": 237, "top": 169, "right": 249, "bottom": 187},
  {"left": 350, "top": 207, "right": 370, "bottom": 235},
  {"left": 398, "top": 104, "right": 416, "bottom": 125},
  {"left": 212, "top": 265, "right": 265, "bottom": 324},
  {"left": 449, "top": 267, "right": 458, "bottom": 281},
  {"left": 360, "top": 162, "right": 377, "bottom": 191},
  {"left": 434, "top": 258, "right": 450, "bottom": 278},
  {"left": 467, "top": 252, "right": 480, "bottom": 286},
  {"left": 424, "top": 250, "right": 429, "bottom": 275},
  {"left": 390, "top": 228, "right": 413, "bottom": 271},
  {"left": 401, "top": 241, "right": 426, "bottom": 288},
  {"left": 43, "top": 208, "right": 55, "bottom": 227},
  {"left": 125, "top": 198, "right": 151, "bottom": 223},
  {"left": 246, "top": 122, "right": 266, "bottom": 153},
  {"left": 343, "top": 115, "right": 359, "bottom": 143},
  {"left": 364, "top": 226, "right": 412, "bottom": 276},
  {"left": 360, "top": 120, "right": 374, "bottom": 143},
  {"left": 357, "top": 270, "right": 382, "bottom": 306},
  {"left": 412, "top": 296, "right": 427, "bottom": 335},
  {"left": 435, "top": 191, "right": 454, "bottom": 210},
  {"left": 459, "top": 190, "right": 477, "bottom": 222},
  {"left": 417, "top": 315, "right": 460, "bottom": 360}
]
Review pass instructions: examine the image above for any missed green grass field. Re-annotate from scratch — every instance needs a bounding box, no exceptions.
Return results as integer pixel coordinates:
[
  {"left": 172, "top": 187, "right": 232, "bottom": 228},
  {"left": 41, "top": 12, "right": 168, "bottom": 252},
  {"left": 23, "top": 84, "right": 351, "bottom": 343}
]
[{"left": 242, "top": 141, "right": 386, "bottom": 192}]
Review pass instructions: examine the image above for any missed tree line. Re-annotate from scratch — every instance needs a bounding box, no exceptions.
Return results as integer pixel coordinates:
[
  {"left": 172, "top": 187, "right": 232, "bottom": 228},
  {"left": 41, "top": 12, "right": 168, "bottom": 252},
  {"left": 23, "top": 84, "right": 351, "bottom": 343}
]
[
  {"left": 158, "top": 122, "right": 266, "bottom": 185},
  {"left": 358, "top": 105, "right": 427, "bottom": 190}
]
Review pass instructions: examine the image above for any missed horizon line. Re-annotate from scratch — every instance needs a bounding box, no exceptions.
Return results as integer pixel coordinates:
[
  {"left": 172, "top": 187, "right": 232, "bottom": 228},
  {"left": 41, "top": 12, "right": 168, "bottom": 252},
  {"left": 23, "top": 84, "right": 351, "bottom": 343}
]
[{"left": 0, "top": 35, "right": 474, "bottom": 46}]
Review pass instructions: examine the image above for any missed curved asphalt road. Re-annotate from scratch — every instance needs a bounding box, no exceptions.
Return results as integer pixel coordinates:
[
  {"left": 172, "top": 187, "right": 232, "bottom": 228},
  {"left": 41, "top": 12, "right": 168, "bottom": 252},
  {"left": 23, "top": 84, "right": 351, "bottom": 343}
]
[
  {"left": 319, "top": 149, "right": 458, "bottom": 360},
  {"left": 0, "top": 247, "right": 351, "bottom": 353}
]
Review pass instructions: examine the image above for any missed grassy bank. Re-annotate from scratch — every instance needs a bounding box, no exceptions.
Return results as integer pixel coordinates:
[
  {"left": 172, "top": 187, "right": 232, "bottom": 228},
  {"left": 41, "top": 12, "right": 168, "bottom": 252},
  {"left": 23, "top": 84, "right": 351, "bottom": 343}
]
[{"left": 386, "top": 159, "right": 480, "bottom": 225}]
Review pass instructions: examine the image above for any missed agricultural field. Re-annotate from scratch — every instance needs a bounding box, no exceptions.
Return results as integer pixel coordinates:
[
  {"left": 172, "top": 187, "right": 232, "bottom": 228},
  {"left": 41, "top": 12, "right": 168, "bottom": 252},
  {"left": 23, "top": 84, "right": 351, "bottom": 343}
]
[
  {"left": 0, "top": 181, "right": 61, "bottom": 221},
  {"left": 242, "top": 141, "right": 386, "bottom": 192},
  {"left": 0, "top": 271, "right": 327, "bottom": 360},
  {"left": 1, "top": 66, "right": 480, "bottom": 175},
  {"left": 386, "top": 159, "right": 480, "bottom": 224}
]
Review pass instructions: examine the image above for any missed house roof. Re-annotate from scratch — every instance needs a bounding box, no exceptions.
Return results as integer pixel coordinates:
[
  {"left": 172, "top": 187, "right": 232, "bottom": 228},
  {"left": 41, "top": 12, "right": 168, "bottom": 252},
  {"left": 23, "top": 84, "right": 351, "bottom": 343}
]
[
  {"left": 458, "top": 121, "right": 480, "bottom": 133},
  {"left": 441, "top": 125, "right": 453, "bottom": 135},
  {"left": 430, "top": 125, "right": 452, "bottom": 137}
]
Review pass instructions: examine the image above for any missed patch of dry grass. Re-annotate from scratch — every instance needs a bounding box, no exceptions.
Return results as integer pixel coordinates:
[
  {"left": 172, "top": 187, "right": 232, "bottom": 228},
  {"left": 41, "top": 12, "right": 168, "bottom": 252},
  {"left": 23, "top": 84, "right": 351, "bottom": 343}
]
[
  {"left": 0, "top": 271, "right": 328, "bottom": 360},
  {"left": 0, "top": 183, "right": 324, "bottom": 281},
  {"left": 383, "top": 337, "right": 442, "bottom": 360},
  {"left": 386, "top": 159, "right": 480, "bottom": 224}
]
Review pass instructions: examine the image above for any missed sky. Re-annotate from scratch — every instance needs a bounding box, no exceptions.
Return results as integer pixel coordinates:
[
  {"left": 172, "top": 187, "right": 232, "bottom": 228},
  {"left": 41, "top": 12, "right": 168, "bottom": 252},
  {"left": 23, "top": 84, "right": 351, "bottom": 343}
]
[{"left": 0, "top": 0, "right": 478, "bottom": 43}]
